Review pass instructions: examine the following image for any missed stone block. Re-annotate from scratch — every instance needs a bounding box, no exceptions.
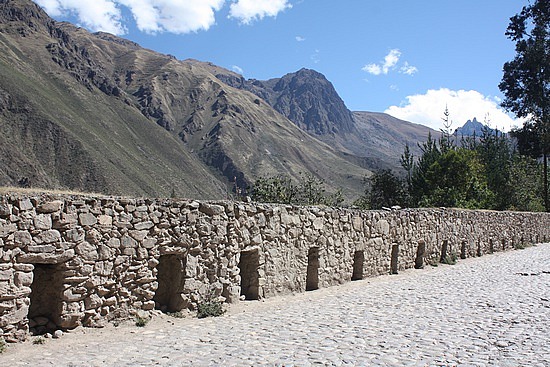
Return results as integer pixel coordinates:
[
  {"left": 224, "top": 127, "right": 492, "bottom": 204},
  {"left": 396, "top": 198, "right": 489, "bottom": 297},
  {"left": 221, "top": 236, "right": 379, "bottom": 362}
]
[
  {"left": 374, "top": 220, "right": 390, "bottom": 236},
  {"left": 0, "top": 203, "right": 11, "bottom": 217},
  {"left": 13, "top": 264, "right": 33, "bottom": 272},
  {"left": 251, "top": 234, "right": 263, "bottom": 245},
  {"left": 62, "top": 288, "right": 86, "bottom": 302},
  {"left": 17, "top": 249, "right": 75, "bottom": 264},
  {"left": 134, "top": 221, "right": 154, "bottom": 230},
  {"left": 53, "top": 213, "right": 78, "bottom": 230},
  {"left": 0, "top": 269, "right": 13, "bottom": 281},
  {"left": 0, "top": 224, "right": 17, "bottom": 238},
  {"left": 84, "top": 293, "right": 103, "bottom": 310},
  {"left": 142, "top": 237, "right": 157, "bottom": 249},
  {"left": 0, "top": 300, "right": 15, "bottom": 312},
  {"left": 98, "top": 245, "right": 114, "bottom": 260},
  {"left": 352, "top": 216, "right": 363, "bottom": 231},
  {"left": 0, "top": 304, "right": 28, "bottom": 327},
  {"left": 34, "top": 214, "right": 53, "bottom": 230},
  {"left": 121, "top": 235, "right": 138, "bottom": 248},
  {"left": 97, "top": 215, "right": 113, "bottom": 227},
  {"left": 312, "top": 217, "right": 324, "bottom": 230},
  {"left": 27, "top": 245, "right": 56, "bottom": 253},
  {"left": 75, "top": 242, "right": 99, "bottom": 261},
  {"left": 129, "top": 230, "right": 148, "bottom": 242},
  {"left": 59, "top": 313, "right": 83, "bottom": 329},
  {"left": 17, "top": 199, "right": 33, "bottom": 211},
  {"left": 122, "top": 248, "right": 136, "bottom": 256},
  {"left": 103, "top": 296, "right": 117, "bottom": 306},
  {"left": 65, "top": 228, "right": 85, "bottom": 243},
  {"left": 85, "top": 228, "right": 102, "bottom": 244},
  {"left": 199, "top": 203, "right": 225, "bottom": 216},
  {"left": 79, "top": 213, "right": 97, "bottom": 226},
  {"left": 107, "top": 237, "right": 121, "bottom": 248},
  {"left": 37, "top": 201, "right": 63, "bottom": 214},
  {"left": 13, "top": 230, "right": 32, "bottom": 245},
  {"left": 34, "top": 229, "right": 61, "bottom": 244},
  {"left": 14, "top": 271, "right": 33, "bottom": 287}
]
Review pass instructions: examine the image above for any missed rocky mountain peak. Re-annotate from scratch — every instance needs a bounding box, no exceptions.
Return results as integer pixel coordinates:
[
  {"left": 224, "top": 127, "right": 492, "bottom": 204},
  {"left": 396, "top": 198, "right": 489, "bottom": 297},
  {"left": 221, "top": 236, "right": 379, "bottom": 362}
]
[
  {"left": 0, "top": 0, "right": 50, "bottom": 33},
  {"left": 270, "top": 68, "right": 355, "bottom": 135},
  {"left": 210, "top": 65, "right": 355, "bottom": 135},
  {"left": 455, "top": 117, "right": 496, "bottom": 136},
  {"left": 93, "top": 32, "right": 141, "bottom": 49}
]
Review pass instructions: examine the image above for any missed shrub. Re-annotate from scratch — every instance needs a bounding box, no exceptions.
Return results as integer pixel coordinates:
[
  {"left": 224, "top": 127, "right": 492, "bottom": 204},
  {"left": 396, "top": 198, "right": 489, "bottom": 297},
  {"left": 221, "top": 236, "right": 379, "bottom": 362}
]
[
  {"left": 167, "top": 311, "right": 186, "bottom": 318},
  {"left": 0, "top": 338, "right": 6, "bottom": 353},
  {"left": 197, "top": 295, "right": 225, "bottom": 319},
  {"left": 135, "top": 315, "right": 149, "bottom": 327},
  {"left": 514, "top": 241, "right": 531, "bottom": 250},
  {"left": 441, "top": 253, "right": 458, "bottom": 265}
]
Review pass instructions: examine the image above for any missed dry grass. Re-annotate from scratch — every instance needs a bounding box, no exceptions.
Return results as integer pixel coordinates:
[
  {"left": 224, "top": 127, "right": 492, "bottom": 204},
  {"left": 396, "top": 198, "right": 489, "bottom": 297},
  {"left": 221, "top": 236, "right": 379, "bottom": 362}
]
[{"left": 0, "top": 186, "right": 103, "bottom": 196}]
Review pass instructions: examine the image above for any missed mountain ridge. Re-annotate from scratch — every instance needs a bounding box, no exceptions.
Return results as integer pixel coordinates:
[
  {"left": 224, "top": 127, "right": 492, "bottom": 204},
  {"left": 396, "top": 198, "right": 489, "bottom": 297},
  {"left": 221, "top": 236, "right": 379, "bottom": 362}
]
[
  {"left": 0, "top": 0, "right": 376, "bottom": 200},
  {"left": 203, "top": 61, "right": 437, "bottom": 167}
]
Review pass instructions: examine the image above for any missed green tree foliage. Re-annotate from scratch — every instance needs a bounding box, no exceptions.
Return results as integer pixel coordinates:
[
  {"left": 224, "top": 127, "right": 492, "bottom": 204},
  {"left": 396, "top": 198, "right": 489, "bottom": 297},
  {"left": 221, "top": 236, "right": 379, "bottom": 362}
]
[
  {"left": 251, "top": 173, "right": 343, "bottom": 206},
  {"left": 499, "top": 0, "right": 550, "bottom": 211},
  {"left": 476, "top": 127, "right": 514, "bottom": 210},
  {"left": 394, "top": 118, "right": 544, "bottom": 211},
  {"left": 251, "top": 175, "right": 297, "bottom": 204},
  {"left": 400, "top": 143, "right": 414, "bottom": 195},
  {"left": 410, "top": 132, "right": 440, "bottom": 205},
  {"left": 508, "top": 155, "right": 546, "bottom": 212},
  {"left": 356, "top": 169, "right": 407, "bottom": 210},
  {"left": 439, "top": 106, "right": 455, "bottom": 152}
]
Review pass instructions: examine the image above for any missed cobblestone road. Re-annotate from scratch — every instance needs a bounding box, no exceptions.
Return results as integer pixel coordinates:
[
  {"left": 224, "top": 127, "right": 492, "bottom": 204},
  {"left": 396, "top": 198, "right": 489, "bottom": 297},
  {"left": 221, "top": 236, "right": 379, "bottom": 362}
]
[{"left": 3, "top": 243, "right": 550, "bottom": 367}]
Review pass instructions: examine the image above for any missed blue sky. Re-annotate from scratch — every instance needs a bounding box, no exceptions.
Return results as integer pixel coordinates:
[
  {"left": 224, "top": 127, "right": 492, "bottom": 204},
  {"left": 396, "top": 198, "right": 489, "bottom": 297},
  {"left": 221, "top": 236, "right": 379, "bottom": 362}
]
[{"left": 33, "top": 0, "right": 529, "bottom": 131}]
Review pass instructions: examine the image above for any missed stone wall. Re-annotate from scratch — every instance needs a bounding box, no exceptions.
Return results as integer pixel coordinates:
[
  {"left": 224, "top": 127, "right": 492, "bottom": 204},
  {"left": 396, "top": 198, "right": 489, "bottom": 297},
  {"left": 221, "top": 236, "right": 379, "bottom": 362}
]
[{"left": 0, "top": 193, "right": 549, "bottom": 342}]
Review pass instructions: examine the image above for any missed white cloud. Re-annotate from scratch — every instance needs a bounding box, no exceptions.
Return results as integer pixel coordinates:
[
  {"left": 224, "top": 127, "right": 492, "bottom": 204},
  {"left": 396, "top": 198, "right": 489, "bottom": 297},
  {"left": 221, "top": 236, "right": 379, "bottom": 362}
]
[
  {"left": 362, "top": 49, "right": 418, "bottom": 77},
  {"left": 383, "top": 49, "right": 400, "bottom": 71},
  {"left": 34, "top": 0, "right": 63, "bottom": 16},
  {"left": 232, "top": 65, "right": 244, "bottom": 74},
  {"left": 34, "top": 0, "right": 289, "bottom": 35},
  {"left": 400, "top": 62, "right": 418, "bottom": 76},
  {"left": 362, "top": 64, "right": 382, "bottom": 76},
  {"left": 385, "top": 88, "right": 524, "bottom": 132},
  {"left": 229, "top": 0, "right": 291, "bottom": 24},
  {"left": 362, "top": 49, "right": 401, "bottom": 75},
  {"left": 295, "top": 36, "right": 306, "bottom": 42},
  {"left": 35, "top": 0, "right": 125, "bottom": 34},
  {"left": 121, "top": 0, "right": 224, "bottom": 34},
  {"left": 311, "top": 49, "right": 320, "bottom": 64}
]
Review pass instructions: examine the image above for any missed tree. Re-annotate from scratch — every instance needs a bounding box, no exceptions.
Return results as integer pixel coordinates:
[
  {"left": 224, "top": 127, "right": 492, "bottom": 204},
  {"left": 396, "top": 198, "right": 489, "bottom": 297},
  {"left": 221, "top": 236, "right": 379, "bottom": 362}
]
[
  {"left": 439, "top": 106, "right": 455, "bottom": 152},
  {"left": 250, "top": 173, "right": 343, "bottom": 206},
  {"left": 358, "top": 169, "right": 406, "bottom": 210},
  {"left": 476, "top": 126, "right": 513, "bottom": 209},
  {"left": 250, "top": 175, "right": 297, "bottom": 204},
  {"left": 410, "top": 132, "right": 441, "bottom": 205},
  {"left": 508, "top": 155, "right": 546, "bottom": 211},
  {"left": 499, "top": 0, "right": 550, "bottom": 211},
  {"left": 421, "top": 149, "right": 492, "bottom": 208},
  {"left": 400, "top": 143, "right": 414, "bottom": 196}
]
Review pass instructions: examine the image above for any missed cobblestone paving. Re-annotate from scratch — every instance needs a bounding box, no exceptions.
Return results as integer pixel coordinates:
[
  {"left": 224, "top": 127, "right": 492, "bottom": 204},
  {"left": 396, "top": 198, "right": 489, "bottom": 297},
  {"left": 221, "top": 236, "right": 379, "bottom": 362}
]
[{"left": 3, "top": 243, "right": 550, "bottom": 367}]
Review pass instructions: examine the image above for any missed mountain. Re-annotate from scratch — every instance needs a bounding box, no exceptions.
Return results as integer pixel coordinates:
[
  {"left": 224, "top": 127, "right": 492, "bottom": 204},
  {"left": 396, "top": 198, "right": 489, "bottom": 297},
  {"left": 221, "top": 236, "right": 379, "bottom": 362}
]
[
  {"left": 352, "top": 111, "right": 436, "bottom": 162},
  {"left": 454, "top": 117, "right": 496, "bottom": 137},
  {"left": 0, "top": 0, "right": 372, "bottom": 200},
  {"left": 214, "top": 67, "right": 355, "bottom": 135},
  {"left": 208, "top": 63, "right": 437, "bottom": 169}
]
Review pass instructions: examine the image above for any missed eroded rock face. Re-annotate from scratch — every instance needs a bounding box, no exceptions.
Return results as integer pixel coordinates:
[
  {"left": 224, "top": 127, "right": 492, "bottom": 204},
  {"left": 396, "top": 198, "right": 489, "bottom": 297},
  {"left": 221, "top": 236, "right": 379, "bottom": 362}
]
[
  {"left": 217, "top": 68, "right": 356, "bottom": 136},
  {"left": 0, "top": 193, "right": 549, "bottom": 343}
]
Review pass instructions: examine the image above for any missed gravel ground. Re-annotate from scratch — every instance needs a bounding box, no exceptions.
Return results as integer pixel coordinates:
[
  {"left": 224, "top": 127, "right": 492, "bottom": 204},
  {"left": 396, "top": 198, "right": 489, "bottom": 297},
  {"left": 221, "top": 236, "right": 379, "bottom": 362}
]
[{"left": 2, "top": 243, "right": 549, "bottom": 367}]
